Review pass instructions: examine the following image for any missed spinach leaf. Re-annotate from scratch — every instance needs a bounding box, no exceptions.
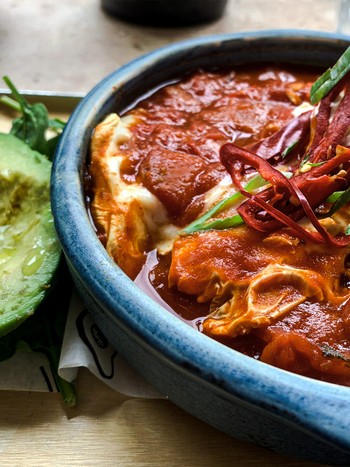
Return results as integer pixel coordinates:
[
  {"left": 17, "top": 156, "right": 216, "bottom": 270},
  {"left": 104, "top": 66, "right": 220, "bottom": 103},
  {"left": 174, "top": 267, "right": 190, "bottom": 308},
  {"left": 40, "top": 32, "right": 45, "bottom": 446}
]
[{"left": 1, "top": 76, "right": 65, "bottom": 160}]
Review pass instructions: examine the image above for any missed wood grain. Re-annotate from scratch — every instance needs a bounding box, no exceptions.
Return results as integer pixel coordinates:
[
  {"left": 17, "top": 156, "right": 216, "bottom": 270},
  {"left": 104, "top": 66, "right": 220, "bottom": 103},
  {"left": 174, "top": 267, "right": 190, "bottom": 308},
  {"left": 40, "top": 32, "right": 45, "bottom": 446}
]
[{"left": 0, "top": 369, "right": 326, "bottom": 466}]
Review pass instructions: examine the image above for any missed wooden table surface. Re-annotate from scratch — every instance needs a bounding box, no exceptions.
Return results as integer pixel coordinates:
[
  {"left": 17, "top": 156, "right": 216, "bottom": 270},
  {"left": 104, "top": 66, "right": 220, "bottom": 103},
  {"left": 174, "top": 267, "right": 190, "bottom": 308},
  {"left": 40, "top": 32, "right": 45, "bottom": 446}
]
[
  {"left": 0, "top": 0, "right": 345, "bottom": 465},
  {"left": 0, "top": 369, "right": 327, "bottom": 467}
]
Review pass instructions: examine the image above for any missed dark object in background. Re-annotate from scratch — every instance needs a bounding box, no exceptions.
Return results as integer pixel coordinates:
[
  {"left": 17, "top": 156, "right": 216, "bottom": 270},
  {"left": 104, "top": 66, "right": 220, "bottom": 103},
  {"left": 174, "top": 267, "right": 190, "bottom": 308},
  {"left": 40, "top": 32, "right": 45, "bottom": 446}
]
[{"left": 101, "top": 0, "right": 228, "bottom": 26}]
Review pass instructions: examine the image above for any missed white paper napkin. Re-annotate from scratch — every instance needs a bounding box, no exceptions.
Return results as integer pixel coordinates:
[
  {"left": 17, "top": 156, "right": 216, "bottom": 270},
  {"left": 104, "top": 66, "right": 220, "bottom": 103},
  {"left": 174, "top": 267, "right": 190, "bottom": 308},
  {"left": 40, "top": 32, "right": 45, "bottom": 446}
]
[
  {"left": 58, "top": 292, "right": 162, "bottom": 398},
  {"left": 0, "top": 291, "right": 163, "bottom": 399}
]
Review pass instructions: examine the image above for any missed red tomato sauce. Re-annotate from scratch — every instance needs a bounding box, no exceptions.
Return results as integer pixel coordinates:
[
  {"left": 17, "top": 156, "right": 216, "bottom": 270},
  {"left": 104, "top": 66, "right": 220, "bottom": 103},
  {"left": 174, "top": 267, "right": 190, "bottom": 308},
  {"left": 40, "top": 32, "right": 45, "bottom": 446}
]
[
  {"left": 88, "top": 64, "right": 350, "bottom": 387},
  {"left": 120, "top": 66, "right": 314, "bottom": 224}
]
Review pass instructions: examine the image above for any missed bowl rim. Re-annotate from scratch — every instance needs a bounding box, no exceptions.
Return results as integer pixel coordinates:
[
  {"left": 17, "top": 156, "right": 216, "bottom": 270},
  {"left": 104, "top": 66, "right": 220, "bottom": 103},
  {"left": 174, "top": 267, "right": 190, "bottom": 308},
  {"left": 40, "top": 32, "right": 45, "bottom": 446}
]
[{"left": 51, "top": 29, "right": 350, "bottom": 452}]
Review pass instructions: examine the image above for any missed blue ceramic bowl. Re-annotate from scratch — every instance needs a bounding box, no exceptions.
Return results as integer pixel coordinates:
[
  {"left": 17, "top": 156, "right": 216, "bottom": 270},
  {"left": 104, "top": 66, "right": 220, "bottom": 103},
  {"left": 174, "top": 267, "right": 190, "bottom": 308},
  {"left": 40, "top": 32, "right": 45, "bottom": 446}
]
[{"left": 51, "top": 31, "right": 350, "bottom": 464}]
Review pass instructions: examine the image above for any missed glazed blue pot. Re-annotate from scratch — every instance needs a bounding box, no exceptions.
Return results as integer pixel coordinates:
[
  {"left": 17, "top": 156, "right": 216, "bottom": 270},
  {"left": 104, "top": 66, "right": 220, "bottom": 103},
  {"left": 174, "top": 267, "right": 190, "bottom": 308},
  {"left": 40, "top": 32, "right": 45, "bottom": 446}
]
[{"left": 51, "top": 31, "right": 350, "bottom": 464}]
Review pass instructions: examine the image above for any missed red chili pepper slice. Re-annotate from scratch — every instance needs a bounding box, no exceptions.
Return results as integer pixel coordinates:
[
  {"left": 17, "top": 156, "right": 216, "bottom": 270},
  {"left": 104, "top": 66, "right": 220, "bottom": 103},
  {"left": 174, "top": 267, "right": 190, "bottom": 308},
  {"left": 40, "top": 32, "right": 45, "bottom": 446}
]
[
  {"left": 220, "top": 144, "right": 350, "bottom": 246},
  {"left": 219, "top": 75, "right": 350, "bottom": 246},
  {"left": 245, "top": 110, "right": 312, "bottom": 165},
  {"left": 309, "top": 81, "right": 350, "bottom": 163}
]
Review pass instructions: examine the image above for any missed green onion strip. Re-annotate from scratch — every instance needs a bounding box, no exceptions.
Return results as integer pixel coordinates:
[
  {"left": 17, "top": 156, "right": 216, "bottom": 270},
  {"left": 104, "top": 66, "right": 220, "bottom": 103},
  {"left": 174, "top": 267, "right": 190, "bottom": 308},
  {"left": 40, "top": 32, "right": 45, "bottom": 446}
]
[{"left": 182, "top": 173, "right": 267, "bottom": 234}]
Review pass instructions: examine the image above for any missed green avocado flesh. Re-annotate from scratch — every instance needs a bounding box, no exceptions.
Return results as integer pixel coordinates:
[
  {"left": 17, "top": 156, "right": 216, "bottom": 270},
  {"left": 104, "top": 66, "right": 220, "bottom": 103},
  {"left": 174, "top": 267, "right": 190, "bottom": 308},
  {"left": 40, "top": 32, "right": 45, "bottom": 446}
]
[{"left": 0, "top": 133, "right": 61, "bottom": 337}]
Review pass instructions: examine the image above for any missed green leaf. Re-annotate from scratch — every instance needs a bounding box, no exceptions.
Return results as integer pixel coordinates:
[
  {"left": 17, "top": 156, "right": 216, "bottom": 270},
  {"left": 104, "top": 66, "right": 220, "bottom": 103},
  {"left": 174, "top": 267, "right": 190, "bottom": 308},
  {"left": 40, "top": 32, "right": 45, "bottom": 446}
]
[
  {"left": 10, "top": 102, "right": 49, "bottom": 153},
  {"left": 49, "top": 117, "right": 65, "bottom": 131},
  {"left": 45, "top": 134, "right": 62, "bottom": 159},
  {"left": 1, "top": 76, "right": 65, "bottom": 160},
  {"left": 310, "top": 46, "right": 350, "bottom": 104}
]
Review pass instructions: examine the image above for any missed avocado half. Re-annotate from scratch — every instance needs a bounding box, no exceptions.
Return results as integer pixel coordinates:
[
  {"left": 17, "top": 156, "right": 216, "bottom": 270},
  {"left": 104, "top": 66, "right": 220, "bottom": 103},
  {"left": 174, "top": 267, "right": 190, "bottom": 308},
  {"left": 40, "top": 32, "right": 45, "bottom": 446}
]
[{"left": 0, "top": 133, "right": 61, "bottom": 336}]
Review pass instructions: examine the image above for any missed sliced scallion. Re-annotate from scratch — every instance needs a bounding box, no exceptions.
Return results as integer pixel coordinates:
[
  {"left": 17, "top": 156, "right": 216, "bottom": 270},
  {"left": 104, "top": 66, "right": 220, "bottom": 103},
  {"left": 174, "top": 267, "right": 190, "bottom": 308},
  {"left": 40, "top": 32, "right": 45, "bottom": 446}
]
[
  {"left": 310, "top": 46, "right": 350, "bottom": 105},
  {"left": 182, "top": 173, "right": 266, "bottom": 234},
  {"left": 320, "top": 186, "right": 350, "bottom": 218}
]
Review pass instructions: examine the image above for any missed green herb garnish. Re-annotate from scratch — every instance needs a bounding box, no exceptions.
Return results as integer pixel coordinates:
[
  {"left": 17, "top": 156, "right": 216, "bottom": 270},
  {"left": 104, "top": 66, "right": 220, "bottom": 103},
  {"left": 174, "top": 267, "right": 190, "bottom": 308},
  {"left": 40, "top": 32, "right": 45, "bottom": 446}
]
[
  {"left": 0, "top": 76, "right": 65, "bottom": 159},
  {"left": 189, "top": 213, "right": 244, "bottom": 232},
  {"left": 325, "top": 191, "right": 344, "bottom": 203},
  {"left": 306, "top": 161, "right": 325, "bottom": 167},
  {"left": 281, "top": 139, "right": 299, "bottom": 159},
  {"left": 299, "top": 152, "right": 310, "bottom": 167},
  {"left": 321, "top": 344, "right": 350, "bottom": 367},
  {"left": 182, "top": 173, "right": 266, "bottom": 234},
  {"left": 320, "top": 186, "right": 350, "bottom": 218},
  {"left": 299, "top": 159, "right": 326, "bottom": 174},
  {"left": 310, "top": 46, "right": 350, "bottom": 105}
]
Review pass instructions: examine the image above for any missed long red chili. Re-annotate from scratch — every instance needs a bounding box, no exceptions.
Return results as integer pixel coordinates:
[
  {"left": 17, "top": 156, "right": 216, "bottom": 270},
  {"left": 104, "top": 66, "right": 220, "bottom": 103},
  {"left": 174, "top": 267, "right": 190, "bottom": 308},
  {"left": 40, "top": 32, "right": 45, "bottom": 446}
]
[
  {"left": 220, "top": 144, "right": 350, "bottom": 246},
  {"left": 219, "top": 76, "right": 350, "bottom": 246},
  {"left": 245, "top": 110, "right": 312, "bottom": 165},
  {"left": 309, "top": 79, "right": 350, "bottom": 163}
]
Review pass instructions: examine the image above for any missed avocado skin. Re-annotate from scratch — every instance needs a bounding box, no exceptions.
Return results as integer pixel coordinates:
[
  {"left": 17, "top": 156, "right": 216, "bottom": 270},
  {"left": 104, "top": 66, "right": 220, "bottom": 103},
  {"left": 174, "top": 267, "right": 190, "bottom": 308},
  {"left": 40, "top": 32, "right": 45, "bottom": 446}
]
[{"left": 0, "top": 133, "right": 61, "bottom": 336}]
